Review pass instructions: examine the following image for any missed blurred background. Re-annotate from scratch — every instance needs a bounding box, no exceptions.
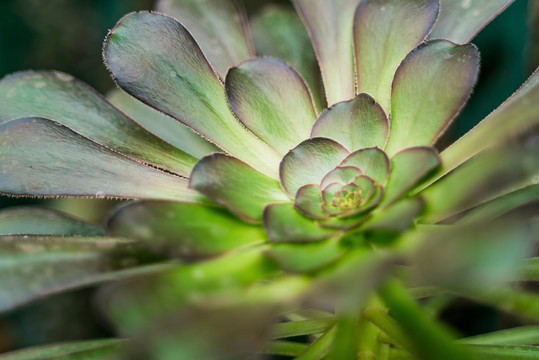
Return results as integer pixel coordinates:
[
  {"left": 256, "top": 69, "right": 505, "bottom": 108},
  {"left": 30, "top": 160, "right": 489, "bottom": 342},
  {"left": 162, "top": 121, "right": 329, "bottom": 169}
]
[{"left": 0, "top": 0, "right": 537, "bottom": 354}]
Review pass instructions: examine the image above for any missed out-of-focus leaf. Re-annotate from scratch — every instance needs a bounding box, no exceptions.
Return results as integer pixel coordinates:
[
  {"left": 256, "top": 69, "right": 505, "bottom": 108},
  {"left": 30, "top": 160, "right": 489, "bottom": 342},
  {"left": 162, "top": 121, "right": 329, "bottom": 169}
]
[
  {"left": 354, "top": 0, "right": 439, "bottom": 112},
  {"left": 0, "top": 207, "right": 104, "bottom": 236},
  {"left": 263, "top": 203, "right": 337, "bottom": 243},
  {"left": 429, "top": 0, "right": 515, "bottom": 44},
  {"left": 460, "top": 326, "right": 539, "bottom": 345},
  {"left": 311, "top": 94, "right": 389, "bottom": 151},
  {"left": 156, "top": 0, "right": 253, "bottom": 78},
  {"left": 0, "top": 118, "right": 202, "bottom": 202},
  {"left": 459, "top": 184, "right": 539, "bottom": 224},
  {"left": 107, "top": 88, "right": 219, "bottom": 159},
  {"left": 280, "top": 138, "right": 350, "bottom": 197},
  {"left": 226, "top": 58, "right": 317, "bottom": 154},
  {"left": 0, "top": 339, "right": 126, "bottom": 360},
  {"left": 292, "top": 0, "right": 361, "bottom": 105},
  {"left": 385, "top": 40, "right": 479, "bottom": 155},
  {"left": 250, "top": 5, "right": 325, "bottom": 112},
  {"left": 363, "top": 197, "right": 424, "bottom": 233},
  {"left": 421, "top": 142, "right": 538, "bottom": 224},
  {"left": 0, "top": 71, "right": 196, "bottom": 177},
  {"left": 271, "top": 318, "right": 335, "bottom": 339},
  {"left": 382, "top": 147, "right": 440, "bottom": 206},
  {"left": 190, "top": 154, "right": 289, "bottom": 222},
  {"left": 104, "top": 12, "right": 281, "bottom": 178},
  {"left": 0, "top": 235, "right": 165, "bottom": 312},
  {"left": 340, "top": 147, "right": 390, "bottom": 185},
  {"left": 108, "top": 201, "right": 265, "bottom": 258},
  {"left": 266, "top": 238, "right": 343, "bottom": 273},
  {"left": 436, "top": 68, "right": 539, "bottom": 182}
]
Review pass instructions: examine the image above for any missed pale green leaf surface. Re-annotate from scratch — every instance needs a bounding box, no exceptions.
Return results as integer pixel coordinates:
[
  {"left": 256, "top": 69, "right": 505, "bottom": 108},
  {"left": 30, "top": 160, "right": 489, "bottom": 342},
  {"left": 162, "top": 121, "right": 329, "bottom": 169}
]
[
  {"left": 385, "top": 40, "right": 479, "bottom": 155},
  {"left": 437, "top": 67, "right": 539, "bottom": 182},
  {"left": 280, "top": 138, "right": 350, "bottom": 197},
  {"left": 0, "top": 118, "right": 202, "bottom": 202},
  {"left": 266, "top": 239, "right": 343, "bottom": 273},
  {"left": 460, "top": 326, "right": 539, "bottom": 345},
  {"left": 156, "top": 0, "right": 253, "bottom": 78},
  {"left": 107, "top": 88, "right": 219, "bottom": 159},
  {"left": 190, "top": 154, "right": 289, "bottom": 222},
  {"left": 383, "top": 147, "right": 440, "bottom": 206},
  {"left": 0, "top": 71, "right": 196, "bottom": 177},
  {"left": 293, "top": 0, "right": 361, "bottom": 105},
  {"left": 295, "top": 184, "right": 327, "bottom": 219},
  {"left": 0, "top": 339, "right": 125, "bottom": 360},
  {"left": 429, "top": 0, "right": 515, "bottom": 44},
  {"left": 108, "top": 201, "right": 265, "bottom": 257},
  {"left": 104, "top": 12, "right": 281, "bottom": 178},
  {"left": 226, "top": 58, "right": 317, "bottom": 154},
  {"left": 340, "top": 147, "right": 390, "bottom": 185},
  {"left": 354, "top": 0, "right": 439, "bottom": 112},
  {"left": 363, "top": 197, "right": 424, "bottom": 233},
  {"left": 0, "top": 207, "right": 104, "bottom": 236},
  {"left": 0, "top": 235, "right": 147, "bottom": 312},
  {"left": 250, "top": 5, "right": 325, "bottom": 112},
  {"left": 311, "top": 94, "right": 389, "bottom": 151},
  {"left": 263, "top": 203, "right": 337, "bottom": 243}
]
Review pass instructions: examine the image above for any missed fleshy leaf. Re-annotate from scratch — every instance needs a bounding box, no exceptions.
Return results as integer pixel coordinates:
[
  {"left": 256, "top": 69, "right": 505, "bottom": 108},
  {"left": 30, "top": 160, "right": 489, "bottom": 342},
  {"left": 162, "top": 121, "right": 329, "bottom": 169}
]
[
  {"left": 429, "top": 0, "right": 515, "bottom": 44},
  {"left": 436, "top": 67, "right": 539, "bottom": 182},
  {"left": 0, "top": 339, "right": 126, "bottom": 360},
  {"left": 0, "top": 207, "right": 105, "bottom": 236},
  {"left": 190, "top": 154, "right": 289, "bottom": 222},
  {"left": 250, "top": 5, "right": 325, "bottom": 112},
  {"left": 156, "top": 0, "right": 253, "bottom": 78},
  {"left": 362, "top": 197, "right": 424, "bottom": 233},
  {"left": 107, "top": 88, "right": 219, "bottom": 159},
  {"left": 266, "top": 238, "right": 344, "bottom": 273},
  {"left": 0, "top": 118, "right": 202, "bottom": 202},
  {"left": 320, "top": 166, "right": 364, "bottom": 189},
  {"left": 385, "top": 40, "right": 479, "bottom": 155},
  {"left": 280, "top": 138, "right": 350, "bottom": 197},
  {"left": 0, "top": 71, "right": 197, "bottom": 176},
  {"left": 293, "top": 0, "right": 361, "bottom": 105},
  {"left": 383, "top": 147, "right": 440, "bottom": 206},
  {"left": 421, "top": 142, "right": 539, "bottom": 224},
  {"left": 311, "top": 94, "right": 389, "bottom": 150},
  {"left": 226, "top": 58, "right": 317, "bottom": 154},
  {"left": 263, "top": 203, "right": 337, "bottom": 243},
  {"left": 108, "top": 201, "right": 265, "bottom": 258},
  {"left": 354, "top": 0, "right": 439, "bottom": 112},
  {"left": 104, "top": 12, "right": 281, "bottom": 178},
  {"left": 295, "top": 184, "right": 327, "bottom": 219},
  {"left": 0, "top": 235, "right": 150, "bottom": 312},
  {"left": 340, "top": 147, "right": 390, "bottom": 185}
]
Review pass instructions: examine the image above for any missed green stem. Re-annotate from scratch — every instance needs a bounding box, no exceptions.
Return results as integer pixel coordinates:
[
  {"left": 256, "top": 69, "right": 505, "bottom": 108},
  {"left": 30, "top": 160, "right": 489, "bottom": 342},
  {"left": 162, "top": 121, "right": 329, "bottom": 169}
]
[
  {"left": 295, "top": 325, "right": 337, "bottom": 360},
  {"left": 363, "top": 304, "right": 414, "bottom": 352}
]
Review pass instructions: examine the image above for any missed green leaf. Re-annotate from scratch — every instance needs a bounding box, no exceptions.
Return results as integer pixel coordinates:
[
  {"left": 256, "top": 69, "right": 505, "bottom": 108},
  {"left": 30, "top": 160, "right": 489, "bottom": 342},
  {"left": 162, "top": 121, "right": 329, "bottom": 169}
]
[
  {"left": 190, "top": 154, "right": 289, "bottom": 222},
  {"left": 226, "top": 58, "right": 317, "bottom": 154},
  {"left": 421, "top": 143, "right": 538, "bottom": 224},
  {"left": 363, "top": 197, "right": 424, "bottom": 233},
  {"left": 104, "top": 12, "right": 281, "bottom": 178},
  {"left": 108, "top": 201, "right": 265, "bottom": 258},
  {"left": 382, "top": 147, "right": 440, "bottom": 206},
  {"left": 292, "top": 0, "right": 361, "bottom": 105},
  {"left": 0, "top": 235, "right": 155, "bottom": 312},
  {"left": 295, "top": 184, "right": 328, "bottom": 219},
  {"left": 0, "top": 71, "right": 196, "bottom": 177},
  {"left": 385, "top": 40, "right": 479, "bottom": 155},
  {"left": 437, "top": 67, "right": 539, "bottom": 182},
  {"left": 107, "top": 88, "right": 220, "bottom": 159},
  {"left": 469, "top": 344, "right": 539, "bottom": 359},
  {"left": 263, "top": 203, "right": 337, "bottom": 243},
  {"left": 0, "top": 118, "right": 202, "bottom": 202},
  {"left": 271, "top": 318, "right": 335, "bottom": 339},
  {"left": 353, "top": 0, "right": 439, "bottom": 112},
  {"left": 311, "top": 94, "right": 389, "bottom": 151},
  {"left": 280, "top": 138, "right": 350, "bottom": 197},
  {"left": 266, "top": 239, "right": 343, "bottom": 274},
  {"left": 250, "top": 5, "right": 325, "bottom": 112},
  {"left": 429, "top": 0, "right": 515, "bottom": 44},
  {"left": 156, "top": 0, "right": 253, "bottom": 78},
  {"left": 460, "top": 326, "right": 539, "bottom": 346},
  {"left": 0, "top": 207, "right": 104, "bottom": 236},
  {"left": 340, "top": 147, "right": 390, "bottom": 185},
  {"left": 0, "top": 339, "right": 125, "bottom": 360}
]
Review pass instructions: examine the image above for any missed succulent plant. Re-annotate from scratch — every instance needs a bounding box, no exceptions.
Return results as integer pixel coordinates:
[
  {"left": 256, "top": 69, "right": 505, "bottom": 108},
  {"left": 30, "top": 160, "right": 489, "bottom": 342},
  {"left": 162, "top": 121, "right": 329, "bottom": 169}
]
[{"left": 0, "top": 0, "right": 538, "bottom": 359}]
